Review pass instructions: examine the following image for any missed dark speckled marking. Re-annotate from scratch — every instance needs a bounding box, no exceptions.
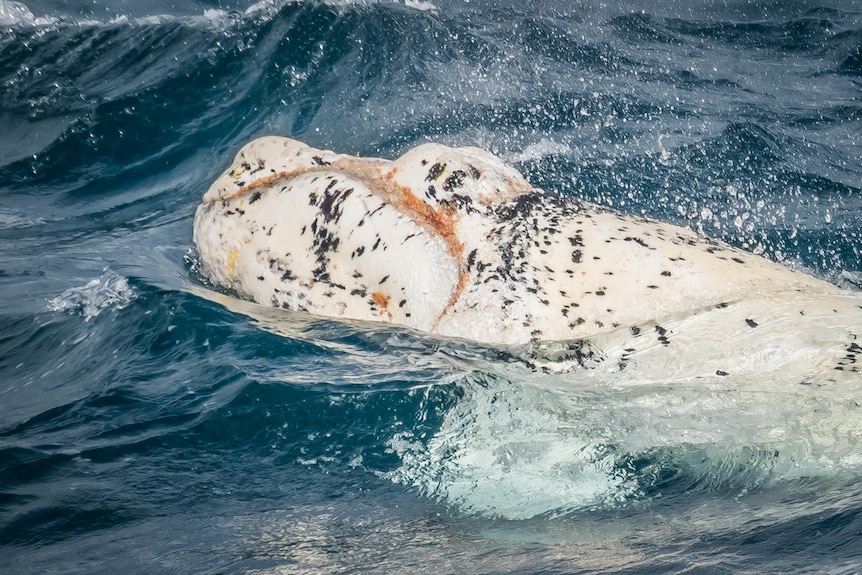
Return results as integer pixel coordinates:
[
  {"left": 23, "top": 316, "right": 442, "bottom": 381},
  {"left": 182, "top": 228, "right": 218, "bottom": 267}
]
[
  {"left": 426, "top": 162, "right": 445, "bottom": 181},
  {"left": 624, "top": 236, "right": 653, "bottom": 249},
  {"left": 318, "top": 182, "right": 352, "bottom": 223},
  {"left": 443, "top": 170, "right": 467, "bottom": 192}
]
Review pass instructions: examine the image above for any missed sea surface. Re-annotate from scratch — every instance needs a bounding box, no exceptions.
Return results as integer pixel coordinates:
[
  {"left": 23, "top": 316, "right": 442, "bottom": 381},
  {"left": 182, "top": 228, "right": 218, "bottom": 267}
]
[{"left": 2, "top": 0, "right": 862, "bottom": 572}]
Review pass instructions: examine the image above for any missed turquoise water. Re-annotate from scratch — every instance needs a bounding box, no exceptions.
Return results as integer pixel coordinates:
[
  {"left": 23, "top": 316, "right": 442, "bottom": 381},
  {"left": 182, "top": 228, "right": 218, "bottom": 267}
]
[{"left": 2, "top": 1, "right": 862, "bottom": 572}]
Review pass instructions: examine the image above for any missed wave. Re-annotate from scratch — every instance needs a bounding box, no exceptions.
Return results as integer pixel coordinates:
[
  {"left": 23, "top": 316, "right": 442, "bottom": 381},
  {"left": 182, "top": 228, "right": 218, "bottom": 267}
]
[
  {"left": 2, "top": 1, "right": 862, "bottom": 571},
  {"left": 386, "top": 366, "right": 862, "bottom": 519}
]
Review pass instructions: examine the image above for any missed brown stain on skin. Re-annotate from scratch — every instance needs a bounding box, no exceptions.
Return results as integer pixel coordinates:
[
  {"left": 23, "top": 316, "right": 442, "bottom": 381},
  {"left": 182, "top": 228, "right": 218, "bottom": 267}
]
[
  {"left": 391, "top": 188, "right": 470, "bottom": 329},
  {"left": 227, "top": 249, "right": 239, "bottom": 277},
  {"left": 371, "top": 290, "right": 390, "bottom": 309},
  {"left": 371, "top": 290, "right": 394, "bottom": 321},
  {"left": 218, "top": 169, "right": 307, "bottom": 202},
  {"left": 379, "top": 166, "right": 469, "bottom": 328},
  {"left": 333, "top": 160, "right": 471, "bottom": 329},
  {"left": 208, "top": 155, "right": 487, "bottom": 329}
]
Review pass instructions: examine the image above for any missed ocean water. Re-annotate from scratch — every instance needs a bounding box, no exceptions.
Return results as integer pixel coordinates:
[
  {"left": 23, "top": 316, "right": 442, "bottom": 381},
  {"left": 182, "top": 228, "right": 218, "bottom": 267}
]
[{"left": 2, "top": 0, "right": 862, "bottom": 572}]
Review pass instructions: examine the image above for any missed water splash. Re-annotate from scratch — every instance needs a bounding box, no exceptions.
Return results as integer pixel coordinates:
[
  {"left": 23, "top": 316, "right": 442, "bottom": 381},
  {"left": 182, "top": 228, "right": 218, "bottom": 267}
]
[
  {"left": 385, "top": 372, "right": 639, "bottom": 519},
  {"left": 47, "top": 268, "right": 137, "bottom": 320},
  {"left": 386, "top": 365, "right": 862, "bottom": 520}
]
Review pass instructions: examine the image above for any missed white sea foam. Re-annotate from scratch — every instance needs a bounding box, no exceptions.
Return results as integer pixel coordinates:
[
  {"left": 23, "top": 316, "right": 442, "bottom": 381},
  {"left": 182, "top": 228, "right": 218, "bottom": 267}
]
[
  {"left": 0, "top": 0, "right": 34, "bottom": 25},
  {"left": 0, "top": 0, "right": 438, "bottom": 33},
  {"left": 404, "top": 0, "right": 437, "bottom": 11},
  {"left": 48, "top": 268, "right": 137, "bottom": 321},
  {"left": 0, "top": 0, "right": 58, "bottom": 26},
  {"left": 386, "top": 367, "right": 862, "bottom": 520},
  {"left": 385, "top": 372, "right": 638, "bottom": 519}
]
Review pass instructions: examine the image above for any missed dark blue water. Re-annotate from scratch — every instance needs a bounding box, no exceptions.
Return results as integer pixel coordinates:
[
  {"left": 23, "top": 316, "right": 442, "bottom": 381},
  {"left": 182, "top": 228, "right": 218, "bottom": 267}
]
[{"left": 2, "top": 0, "right": 862, "bottom": 572}]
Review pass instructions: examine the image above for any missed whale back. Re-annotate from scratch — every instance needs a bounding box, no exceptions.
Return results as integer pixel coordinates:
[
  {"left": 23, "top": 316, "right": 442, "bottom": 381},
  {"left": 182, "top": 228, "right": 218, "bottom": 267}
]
[{"left": 193, "top": 137, "right": 861, "bottom": 381}]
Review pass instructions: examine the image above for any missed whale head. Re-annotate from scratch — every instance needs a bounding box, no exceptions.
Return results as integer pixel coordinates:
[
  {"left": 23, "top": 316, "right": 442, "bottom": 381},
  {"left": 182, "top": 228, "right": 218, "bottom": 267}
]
[{"left": 194, "top": 137, "right": 536, "bottom": 335}]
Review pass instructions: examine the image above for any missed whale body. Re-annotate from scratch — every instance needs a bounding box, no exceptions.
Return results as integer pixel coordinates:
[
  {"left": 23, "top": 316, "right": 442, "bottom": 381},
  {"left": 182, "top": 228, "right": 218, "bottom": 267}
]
[{"left": 193, "top": 137, "right": 862, "bottom": 380}]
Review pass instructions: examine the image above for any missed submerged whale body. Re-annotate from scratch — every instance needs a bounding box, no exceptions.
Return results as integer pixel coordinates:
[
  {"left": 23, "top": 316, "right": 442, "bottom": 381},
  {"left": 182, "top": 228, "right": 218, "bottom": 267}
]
[{"left": 193, "top": 137, "right": 862, "bottom": 380}]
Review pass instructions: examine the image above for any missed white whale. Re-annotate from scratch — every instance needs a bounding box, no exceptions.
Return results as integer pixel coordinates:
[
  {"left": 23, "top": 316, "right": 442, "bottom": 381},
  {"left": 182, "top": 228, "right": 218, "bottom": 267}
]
[{"left": 193, "top": 136, "right": 862, "bottom": 381}]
